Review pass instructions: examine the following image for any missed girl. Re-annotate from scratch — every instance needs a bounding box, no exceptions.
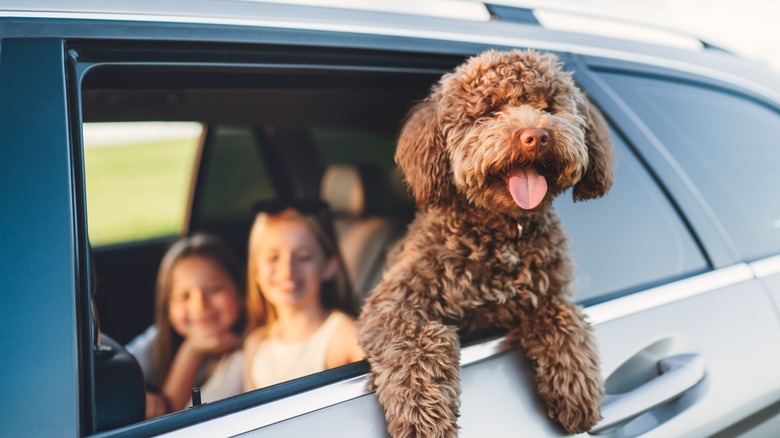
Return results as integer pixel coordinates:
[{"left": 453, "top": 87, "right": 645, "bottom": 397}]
[
  {"left": 126, "top": 234, "right": 246, "bottom": 417},
  {"left": 243, "top": 199, "right": 364, "bottom": 390}
]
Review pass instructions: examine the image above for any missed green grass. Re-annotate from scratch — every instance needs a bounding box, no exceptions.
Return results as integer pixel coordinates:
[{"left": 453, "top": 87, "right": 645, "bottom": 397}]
[{"left": 85, "top": 138, "right": 199, "bottom": 246}]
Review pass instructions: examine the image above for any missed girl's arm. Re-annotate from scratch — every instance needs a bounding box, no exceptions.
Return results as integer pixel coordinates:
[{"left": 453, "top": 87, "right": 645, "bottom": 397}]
[
  {"left": 242, "top": 329, "right": 262, "bottom": 392},
  {"left": 325, "top": 318, "right": 366, "bottom": 368},
  {"left": 144, "top": 390, "right": 169, "bottom": 419},
  {"left": 161, "top": 339, "right": 207, "bottom": 411},
  {"left": 163, "top": 331, "right": 238, "bottom": 411}
]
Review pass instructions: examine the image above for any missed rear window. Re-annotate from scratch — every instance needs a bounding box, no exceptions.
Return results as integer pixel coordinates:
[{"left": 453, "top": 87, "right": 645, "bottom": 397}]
[
  {"left": 83, "top": 122, "right": 202, "bottom": 245},
  {"left": 599, "top": 72, "right": 780, "bottom": 261}
]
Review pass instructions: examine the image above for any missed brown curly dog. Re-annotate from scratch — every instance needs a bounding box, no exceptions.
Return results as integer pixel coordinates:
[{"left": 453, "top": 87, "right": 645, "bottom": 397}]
[{"left": 357, "top": 49, "right": 613, "bottom": 437}]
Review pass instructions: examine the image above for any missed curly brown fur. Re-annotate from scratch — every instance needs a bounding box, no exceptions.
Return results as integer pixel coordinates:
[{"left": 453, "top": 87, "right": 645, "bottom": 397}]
[{"left": 358, "top": 49, "right": 612, "bottom": 437}]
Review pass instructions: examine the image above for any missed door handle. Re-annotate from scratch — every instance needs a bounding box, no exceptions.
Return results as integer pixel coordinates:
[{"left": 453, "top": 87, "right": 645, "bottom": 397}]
[{"left": 591, "top": 353, "right": 705, "bottom": 434}]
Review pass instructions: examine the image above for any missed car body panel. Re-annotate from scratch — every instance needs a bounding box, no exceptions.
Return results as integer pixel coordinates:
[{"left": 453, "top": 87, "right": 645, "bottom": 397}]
[
  {"left": 752, "top": 256, "right": 780, "bottom": 326},
  {"left": 153, "top": 266, "right": 780, "bottom": 437},
  {"left": 0, "top": 38, "right": 84, "bottom": 435}
]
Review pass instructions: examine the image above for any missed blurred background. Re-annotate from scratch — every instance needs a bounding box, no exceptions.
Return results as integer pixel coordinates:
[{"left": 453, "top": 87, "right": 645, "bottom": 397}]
[
  {"left": 292, "top": 0, "right": 780, "bottom": 71},
  {"left": 513, "top": 0, "right": 780, "bottom": 71}
]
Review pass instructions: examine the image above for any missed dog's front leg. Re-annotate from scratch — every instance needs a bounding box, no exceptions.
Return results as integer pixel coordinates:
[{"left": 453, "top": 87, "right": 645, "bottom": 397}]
[
  {"left": 507, "top": 296, "right": 603, "bottom": 434},
  {"left": 359, "top": 304, "right": 461, "bottom": 438}
]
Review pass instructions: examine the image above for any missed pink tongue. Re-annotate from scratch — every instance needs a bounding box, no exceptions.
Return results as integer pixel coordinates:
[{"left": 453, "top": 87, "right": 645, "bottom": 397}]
[{"left": 507, "top": 166, "right": 548, "bottom": 210}]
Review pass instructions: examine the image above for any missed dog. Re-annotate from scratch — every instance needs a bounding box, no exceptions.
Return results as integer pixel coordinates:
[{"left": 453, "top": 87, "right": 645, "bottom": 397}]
[{"left": 356, "top": 49, "right": 613, "bottom": 437}]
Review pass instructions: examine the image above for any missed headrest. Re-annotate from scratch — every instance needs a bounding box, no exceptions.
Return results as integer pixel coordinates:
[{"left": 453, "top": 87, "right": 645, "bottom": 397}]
[
  {"left": 320, "top": 163, "right": 414, "bottom": 218},
  {"left": 321, "top": 164, "right": 365, "bottom": 216}
]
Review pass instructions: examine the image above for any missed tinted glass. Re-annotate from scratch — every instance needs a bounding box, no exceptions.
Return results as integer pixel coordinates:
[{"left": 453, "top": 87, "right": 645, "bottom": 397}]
[
  {"left": 312, "top": 125, "right": 414, "bottom": 215},
  {"left": 197, "top": 126, "right": 274, "bottom": 226},
  {"left": 312, "top": 125, "right": 395, "bottom": 170},
  {"left": 600, "top": 72, "right": 780, "bottom": 260},
  {"left": 555, "top": 132, "right": 707, "bottom": 304}
]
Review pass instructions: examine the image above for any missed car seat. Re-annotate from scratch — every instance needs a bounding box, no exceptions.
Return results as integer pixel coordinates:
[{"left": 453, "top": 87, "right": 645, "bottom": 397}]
[
  {"left": 320, "top": 163, "right": 413, "bottom": 300},
  {"left": 94, "top": 333, "right": 146, "bottom": 431},
  {"left": 90, "top": 245, "right": 146, "bottom": 431}
]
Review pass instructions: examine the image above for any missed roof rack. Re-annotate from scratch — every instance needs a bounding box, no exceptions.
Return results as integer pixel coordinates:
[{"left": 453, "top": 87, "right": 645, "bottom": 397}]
[
  {"left": 484, "top": 1, "right": 712, "bottom": 51},
  {"left": 240, "top": 0, "right": 492, "bottom": 21}
]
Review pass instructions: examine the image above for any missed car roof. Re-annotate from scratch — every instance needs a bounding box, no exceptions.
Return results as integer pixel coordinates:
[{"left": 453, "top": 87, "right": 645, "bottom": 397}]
[{"left": 2, "top": 0, "right": 779, "bottom": 100}]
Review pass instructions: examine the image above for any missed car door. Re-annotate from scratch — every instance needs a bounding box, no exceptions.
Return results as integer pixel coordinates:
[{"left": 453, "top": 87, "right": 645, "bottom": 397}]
[
  {"left": 567, "top": 57, "right": 780, "bottom": 436},
  {"left": 158, "top": 59, "right": 780, "bottom": 438}
]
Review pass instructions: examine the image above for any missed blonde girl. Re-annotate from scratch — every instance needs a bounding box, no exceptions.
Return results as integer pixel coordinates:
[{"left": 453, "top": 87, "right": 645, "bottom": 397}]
[{"left": 243, "top": 199, "right": 364, "bottom": 390}]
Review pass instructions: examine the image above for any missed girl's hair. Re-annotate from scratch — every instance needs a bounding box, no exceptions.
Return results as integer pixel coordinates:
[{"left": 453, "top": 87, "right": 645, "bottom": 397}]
[
  {"left": 246, "top": 202, "right": 356, "bottom": 332},
  {"left": 152, "top": 233, "right": 246, "bottom": 385}
]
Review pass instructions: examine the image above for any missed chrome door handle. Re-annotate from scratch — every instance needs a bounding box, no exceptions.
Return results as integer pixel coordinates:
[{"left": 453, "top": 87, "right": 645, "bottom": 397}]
[{"left": 591, "top": 353, "right": 705, "bottom": 434}]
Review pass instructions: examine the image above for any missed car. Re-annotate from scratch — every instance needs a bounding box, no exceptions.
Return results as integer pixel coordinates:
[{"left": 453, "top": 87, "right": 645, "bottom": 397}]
[{"left": 2, "top": 1, "right": 780, "bottom": 437}]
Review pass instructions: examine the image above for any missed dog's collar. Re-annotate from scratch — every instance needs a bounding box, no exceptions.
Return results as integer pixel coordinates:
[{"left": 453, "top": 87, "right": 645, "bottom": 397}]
[{"left": 466, "top": 207, "right": 525, "bottom": 238}]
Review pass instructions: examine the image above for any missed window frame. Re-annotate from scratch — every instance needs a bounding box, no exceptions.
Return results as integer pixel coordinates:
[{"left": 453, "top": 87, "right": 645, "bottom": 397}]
[{"left": 69, "top": 37, "right": 477, "bottom": 437}]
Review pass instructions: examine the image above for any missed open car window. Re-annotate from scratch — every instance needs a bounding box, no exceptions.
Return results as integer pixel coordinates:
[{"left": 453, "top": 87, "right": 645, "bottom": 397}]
[{"left": 76, "top": 42, "right": 449, "bottom": 433}]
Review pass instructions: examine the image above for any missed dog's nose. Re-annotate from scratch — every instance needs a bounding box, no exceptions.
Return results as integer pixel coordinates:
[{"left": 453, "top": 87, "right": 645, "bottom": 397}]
[{"left": 520, "top": 128, "right": 550, "bottom": 151}]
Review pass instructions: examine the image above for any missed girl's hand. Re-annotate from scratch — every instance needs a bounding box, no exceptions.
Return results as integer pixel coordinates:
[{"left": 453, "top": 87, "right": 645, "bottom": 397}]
[
  {"left": 162, "top": 329, "right": 239, "bottom": 412},
  {"left": 183, "top": 328, "right": 239, "bottom": 356},
  {"left": 145, "top": 391, "right": 169, "bottom": 419}
]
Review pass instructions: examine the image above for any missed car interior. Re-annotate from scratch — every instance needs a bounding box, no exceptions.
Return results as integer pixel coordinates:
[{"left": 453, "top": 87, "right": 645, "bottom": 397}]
[{"left": 81, "top": 56, "right": 449, "bottom": 430}]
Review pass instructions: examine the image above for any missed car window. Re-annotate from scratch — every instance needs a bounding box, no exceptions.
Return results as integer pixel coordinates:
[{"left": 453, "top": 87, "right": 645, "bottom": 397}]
[
  {"left": 311, "top": 125, "right": 414, "bottom": 215},
  {"left": 313, "top": 125, "right": 396, "bottom": 171},
  {"left": 598, "top": 72, "right": 780, "bottom": 261},
  {"left": 555, "top": 130, "right": 708, "bottom": 304},
  {"left": 83, "top": 122, "right": 202, "bottom": 245},
  {"left": 77, "top": 57, "right": 438, "bottom": 433},
  {"left": 195, "top": 125, "right": 275, "bottom": 227}
]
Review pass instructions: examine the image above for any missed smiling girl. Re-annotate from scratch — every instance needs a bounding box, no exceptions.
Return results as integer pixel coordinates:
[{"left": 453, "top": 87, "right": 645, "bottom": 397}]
[
  {"left": 243, "top": 200, "right": 364, "bottom": 390},
  {"left": 126, "top": 234, "right": 246, "bottom": 417}
]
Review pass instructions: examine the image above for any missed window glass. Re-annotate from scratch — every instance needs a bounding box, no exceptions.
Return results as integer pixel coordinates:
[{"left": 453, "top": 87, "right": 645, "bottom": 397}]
[
  {"left": 196, "top": 126, "right": 274, "bottom": 226},
  {"left": 192, "top": 126, "right": 274, "bottom": 259},
  {"left": 555, "top": 131, "right": 707, "bottom": 304},
  {"left": 311, "top": 125, "right": 413, "bottom": 215},
  {"left": 312, "top": 125, "right": 396, "bottom": 171},
  {"left": 599, "top": 72, "right": 780, "bottom": 261},
  {"left": 83, "top": 122, "right": 202, "bottom": 246}
]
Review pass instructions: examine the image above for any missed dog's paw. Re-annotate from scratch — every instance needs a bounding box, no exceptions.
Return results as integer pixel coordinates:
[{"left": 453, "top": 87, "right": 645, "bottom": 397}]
[
  {"left": 552, "top": 400, "right": 601, "bottom": 434},
  {"left": 388, "top": 419, "right": 459, "bottom": 438},
  {"left": 547, "top": 378, "right": 603, "bottom": 434}
]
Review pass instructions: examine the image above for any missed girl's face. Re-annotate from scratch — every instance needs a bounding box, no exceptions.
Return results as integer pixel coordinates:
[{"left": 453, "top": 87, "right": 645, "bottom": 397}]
[
  {"left": 168, "top": 255, "right": 241, "bottom": 338},
  {"left": 256, "top": 216, "right": 338, "bottom": 312}
]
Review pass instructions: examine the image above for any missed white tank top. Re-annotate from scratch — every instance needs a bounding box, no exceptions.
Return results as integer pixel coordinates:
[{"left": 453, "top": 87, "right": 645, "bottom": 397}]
[{"left": 250, "top": 311, "right": 348, "bottom": 389}]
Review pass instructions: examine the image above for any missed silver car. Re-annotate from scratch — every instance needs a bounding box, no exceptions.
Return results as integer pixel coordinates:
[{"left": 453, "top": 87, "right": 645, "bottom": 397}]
[{"left": 1, "top": 1, "right": 780, "bottom": 437}]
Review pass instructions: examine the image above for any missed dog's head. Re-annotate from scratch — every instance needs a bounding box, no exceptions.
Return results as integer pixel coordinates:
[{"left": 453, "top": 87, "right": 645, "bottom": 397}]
[{"left": 396, "top": 49, "right": 613, "bottom": 215}]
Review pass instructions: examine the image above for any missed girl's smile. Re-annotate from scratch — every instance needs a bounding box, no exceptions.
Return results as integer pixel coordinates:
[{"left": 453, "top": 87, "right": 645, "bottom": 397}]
[
  {"left": 168, "top": 255, "right": 241, "bottom": 338},
  {"left": 256, "top": 217, "right": 338, "bottom": 311}
]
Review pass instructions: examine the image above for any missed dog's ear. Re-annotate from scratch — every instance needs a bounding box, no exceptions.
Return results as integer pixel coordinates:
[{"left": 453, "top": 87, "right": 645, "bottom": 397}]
[
  {"left": 395, "top": 90, "right": 453, "bottom": 208},
  {"left": 573, "top": 97, "right": 614, "bottom": 201}
]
